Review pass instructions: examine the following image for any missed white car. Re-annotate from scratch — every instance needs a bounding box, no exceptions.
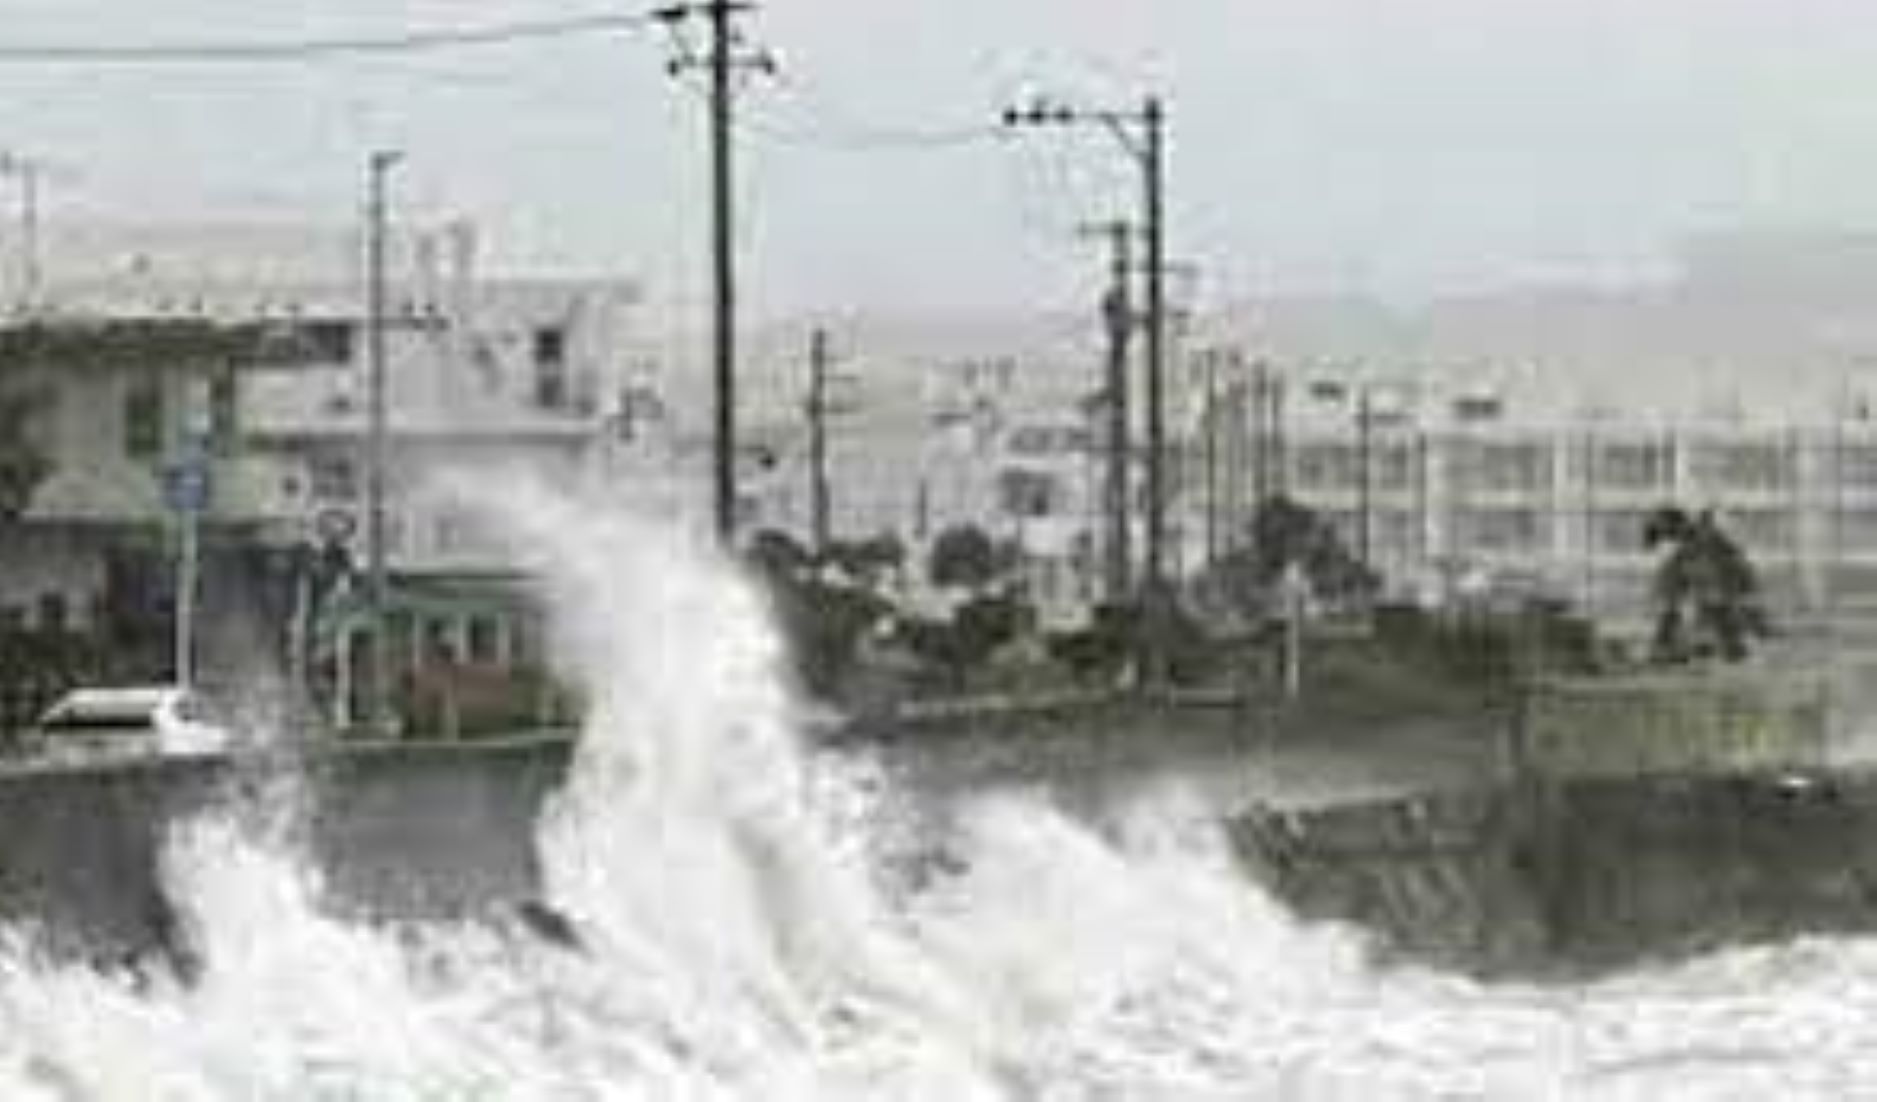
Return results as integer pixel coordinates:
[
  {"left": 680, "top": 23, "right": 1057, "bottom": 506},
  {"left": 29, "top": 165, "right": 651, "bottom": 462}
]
[{"left": 26, "top": 686, "right": 233, "bottom": 767}]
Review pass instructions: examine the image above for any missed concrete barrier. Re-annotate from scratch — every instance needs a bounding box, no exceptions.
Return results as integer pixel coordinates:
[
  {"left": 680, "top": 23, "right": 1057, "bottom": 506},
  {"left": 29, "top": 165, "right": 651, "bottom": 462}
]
[
  {"left": 0, "top": 736, "right": 575, "bottom": 967},
  {"left": 1513, "top": 670, "right": 1831, "bottom": 779},
  {"left": 0, "top": 693, "right": 1184, "bottom": 968},
  {"left": 1232, "top": 768, "right": 1877, "bottom": 978}
]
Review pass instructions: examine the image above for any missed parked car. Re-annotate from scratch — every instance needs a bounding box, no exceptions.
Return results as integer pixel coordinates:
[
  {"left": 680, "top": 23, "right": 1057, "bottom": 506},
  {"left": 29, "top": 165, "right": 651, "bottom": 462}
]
[{"left": 21, "top": 686, "right": 232, "bottom": 767}]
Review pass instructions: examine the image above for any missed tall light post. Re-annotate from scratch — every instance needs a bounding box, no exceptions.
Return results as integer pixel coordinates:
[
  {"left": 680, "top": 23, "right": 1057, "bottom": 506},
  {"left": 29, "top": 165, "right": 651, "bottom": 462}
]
[{"left": 364, "top": 149, "right": 401, "bottom": 735}]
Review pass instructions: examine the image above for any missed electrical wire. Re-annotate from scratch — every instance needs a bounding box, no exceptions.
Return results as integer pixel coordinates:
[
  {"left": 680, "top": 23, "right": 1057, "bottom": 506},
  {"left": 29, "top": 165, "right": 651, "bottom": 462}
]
[
  {"left": 740, "top": 111, "right": 1000, "bottom": 153},
  {"left": 739, "top": 65, "right": 1003, "bottom": 154},
  {"left": 0, "top": 12, "right": 655, "bottom": 63}
]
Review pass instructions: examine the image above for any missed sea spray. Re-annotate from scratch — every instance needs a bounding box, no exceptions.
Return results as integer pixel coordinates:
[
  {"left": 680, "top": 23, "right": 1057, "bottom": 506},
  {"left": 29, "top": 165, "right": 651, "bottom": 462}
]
[
  {"left": 0, "top": 478, "right": 1865, "bottom": 1096},
  {"left": 438, "top": 472, "right": 1011, "bottom": 1092}
]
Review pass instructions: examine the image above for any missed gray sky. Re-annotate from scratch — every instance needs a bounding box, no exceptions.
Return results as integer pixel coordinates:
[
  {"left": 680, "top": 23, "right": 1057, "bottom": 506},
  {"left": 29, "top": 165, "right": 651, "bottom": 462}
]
[{"left": 3, "top": 0, "right": 1877, "bottom": 326}]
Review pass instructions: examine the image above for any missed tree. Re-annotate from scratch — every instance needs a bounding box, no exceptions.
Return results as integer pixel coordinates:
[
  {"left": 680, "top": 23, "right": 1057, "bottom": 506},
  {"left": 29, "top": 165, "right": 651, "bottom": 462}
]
[
  {"left": 742, "top": 527, "right": 890, "bottom": 699},
  {"left": 1206, "top": 494, "right": 1379, "bottom": 619},
  {"left": 928, "top": 523, "right": 999, "bottom": 590},
  {"left": 821, "top": 532, "right": 905, "bottom": 586},
  {"left": 899, "top": 589, "right": 1034, "bottom": 689},
  {"left": 1644, "top": 506, "right": 1769, "bottom": 663},
  {"left": 745, "top": 528, "right": 812, "bottom": 581}
]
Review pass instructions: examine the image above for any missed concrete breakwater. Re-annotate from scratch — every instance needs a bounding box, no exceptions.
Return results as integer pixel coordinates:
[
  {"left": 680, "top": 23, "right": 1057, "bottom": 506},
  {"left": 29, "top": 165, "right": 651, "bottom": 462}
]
[
  {"left": 1232, "top": 767, "right": 1877, "bottom": 979},
  {"left": 0, "top": 691, "right": 1176, "bottom": 967},
  {"left": 0, "top": 736, "right": 576, "bottom": 965},
  {"left": 1228, "top": 667, "right": 1856, "bottom": 978}
]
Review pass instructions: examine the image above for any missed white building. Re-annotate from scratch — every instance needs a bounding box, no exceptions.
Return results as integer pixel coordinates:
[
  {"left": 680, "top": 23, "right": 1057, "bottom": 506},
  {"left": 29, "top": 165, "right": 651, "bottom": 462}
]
[{"left": 0, "top": 219, "right": 669, "bottom": 718}]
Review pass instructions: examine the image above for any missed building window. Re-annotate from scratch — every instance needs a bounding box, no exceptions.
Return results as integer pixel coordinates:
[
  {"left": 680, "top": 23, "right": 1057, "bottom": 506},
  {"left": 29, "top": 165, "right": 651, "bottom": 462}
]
[
  {"left": 304, "top": 320, "right": 355, "bottom": 364},
  {"left": 532, "top": 325, "right": 566, "bottom": 366},
  {"left": 36, "top": 592, "right": 65, "bottom": 632},
  {"left": 1695, "top": 441, "right": 1791, "bottom": 492},
  {"left": 998, "top": 468, "right": 1056, "bottom": 517},
  {"left": 1841, "top": 507, "right": 1877, "bottom": 551},
  {"left": 467, "top": 616, "right": 499, "bottom": 664},
  {"left": 309, "top": 455, "right": 357, "bottom": 500},
  {"left": 1295, "top": 443, "right": 1358, "bottom": 491},
  {"left": 1477, "top": 443, "right": 1551, "bottom": 493},
  {"left": 1461, "top": 507, "right": 1546, "bottom": 551},
  {"left": 533, "top": 325, "right": 568, "bottom": 410},
  {"left": 123, "top": 378, "right": 164, "bottom": 459},
  {"left": 1594, "top": 442, "right": 1672, "bottom": 490},
  {"left": 1730, "top": 508, "right": 1794, "bottom": 551},
  {"left": 1594, "top": 508, "right": 1653, "bottom": 553},
  {"left": 208, "top": 370, "right": 239, "bottom": 454}
]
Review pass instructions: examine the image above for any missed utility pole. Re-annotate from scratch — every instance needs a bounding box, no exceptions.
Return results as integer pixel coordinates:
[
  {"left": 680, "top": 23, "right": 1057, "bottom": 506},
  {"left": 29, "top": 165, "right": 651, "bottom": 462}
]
[
  {"left": 657, "top": 1, "right": 771, "bottom": 546},
  {"left": 1250, "top": 361, "right": 1269, "bottom": 508},
  {"left": 16, "top": 163, "right": 36, "bottom": 312},
  {"left": 1581, "top": 423, "right": 1599, "bottom": 618},
  {"left": 0, "top": 153, "right": 56, "bottom": 314},
  {"left": 1141, "top": 95, "right": 1169, "bottom": 689},
  {"left": 1003, "top": 91, "right": 1172, "bottom": 685},
  {"left": 1081, "top": 218, "right": 1133, "bottom": 604},
  {"left": 806, "top": 327, "right": 832, "bottom": 554},
  {"left": 1203, "top": 350, "right": 1222, "bottom": 570},
  {"left": 364, "top": 149, "right": 401, "bottom": 735},
  {"left": 1356, "top": 385, "right": 1374, "bottom": 572},
  {"left": 1270, "top": 371, "right": 1289, "bottom": 497}
]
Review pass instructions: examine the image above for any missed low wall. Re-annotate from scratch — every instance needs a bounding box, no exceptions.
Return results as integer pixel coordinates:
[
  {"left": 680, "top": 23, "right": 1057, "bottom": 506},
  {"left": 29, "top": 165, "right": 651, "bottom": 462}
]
[
  {"left": 1233, "top": 768, "right": 1877, "bottom": 978},
  {"left": 0, "top": 694, "right": 1182, "bottom": 967},
  {"left": 1514, "top": 670, "right": 1831, "bottom": 779},
  {"left": 0, "top": 736, "right": 575, "bottom": 966}
]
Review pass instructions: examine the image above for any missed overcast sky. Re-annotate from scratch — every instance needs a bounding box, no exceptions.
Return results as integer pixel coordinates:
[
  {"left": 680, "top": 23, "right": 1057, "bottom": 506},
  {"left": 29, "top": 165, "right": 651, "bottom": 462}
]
[{"left": 2, "top": 0, "right": 1877, "bottom": 327}]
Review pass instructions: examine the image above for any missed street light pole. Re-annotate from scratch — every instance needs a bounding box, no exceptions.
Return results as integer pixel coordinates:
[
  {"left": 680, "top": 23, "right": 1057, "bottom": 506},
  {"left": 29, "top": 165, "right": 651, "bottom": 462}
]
[{"left": 364, "top": 149, "right": 401, "bottom": 735}]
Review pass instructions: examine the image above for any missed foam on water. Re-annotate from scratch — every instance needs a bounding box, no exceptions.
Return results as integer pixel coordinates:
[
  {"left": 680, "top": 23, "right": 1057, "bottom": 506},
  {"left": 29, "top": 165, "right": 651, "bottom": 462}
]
[{"left": 0, "top": 478, "right": 1874, "bottom": 1098}]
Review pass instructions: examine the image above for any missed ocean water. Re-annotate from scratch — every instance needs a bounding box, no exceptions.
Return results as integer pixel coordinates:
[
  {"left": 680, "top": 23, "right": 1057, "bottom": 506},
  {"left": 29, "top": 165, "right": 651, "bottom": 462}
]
[{"left": 0, "top": 480, "right": 1872, "bottom": 1100}]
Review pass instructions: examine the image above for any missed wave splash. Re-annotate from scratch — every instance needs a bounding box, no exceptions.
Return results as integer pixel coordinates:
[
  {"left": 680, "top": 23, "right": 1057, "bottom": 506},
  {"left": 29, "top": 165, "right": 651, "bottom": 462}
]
[{"left": 0, "top": 478, "right": 1864, "bottom": 1099}]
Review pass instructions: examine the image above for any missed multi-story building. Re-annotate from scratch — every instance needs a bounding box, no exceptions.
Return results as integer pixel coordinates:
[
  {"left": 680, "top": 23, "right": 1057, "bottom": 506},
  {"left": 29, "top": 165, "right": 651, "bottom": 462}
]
[
  {"left": 0, "top": 219, "right": 664, "bottom": 726},
  {"left": 1170, "top": 377, "right": 1877, "bottom": 641}
]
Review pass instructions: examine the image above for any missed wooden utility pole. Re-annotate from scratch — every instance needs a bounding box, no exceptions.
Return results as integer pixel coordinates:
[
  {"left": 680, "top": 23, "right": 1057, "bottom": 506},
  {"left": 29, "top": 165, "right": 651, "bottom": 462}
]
[
  {"left": 806, "top": 327, "right": 832, "bottom": 554},
  {"left": 1002, "top": 91, "right": 1172, "bottom": 685},
  {"left": 1140, "top": 95, "right": 1169, "bottom": 686},
  {"left": 1203, "top": 350, "right": 1222, "bottom": 570},
  {"left": 1092, "top": 219, "right": 1133, "bottom": 603},
  {"left": 364, "top": 148, "right": 401, "bottom": 735},
  {"left": 656, "top": 1, "right": 769, "bottom": 545},
  {"left": 1356, "top": 385, "right": 1374, "bottom": 572}
]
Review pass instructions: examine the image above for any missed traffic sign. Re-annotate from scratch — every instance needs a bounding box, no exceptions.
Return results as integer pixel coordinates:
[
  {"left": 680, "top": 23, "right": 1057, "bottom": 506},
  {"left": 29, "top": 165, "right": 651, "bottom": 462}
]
[{"left": 162, "top": 460, "right": 211, "bottom": 513}]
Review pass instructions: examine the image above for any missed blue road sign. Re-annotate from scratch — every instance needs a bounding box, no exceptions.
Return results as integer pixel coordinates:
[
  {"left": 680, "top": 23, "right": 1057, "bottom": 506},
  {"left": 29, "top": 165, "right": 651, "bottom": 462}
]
[{"left": 162, "top": 460, "right": 211, "bottom": 513}]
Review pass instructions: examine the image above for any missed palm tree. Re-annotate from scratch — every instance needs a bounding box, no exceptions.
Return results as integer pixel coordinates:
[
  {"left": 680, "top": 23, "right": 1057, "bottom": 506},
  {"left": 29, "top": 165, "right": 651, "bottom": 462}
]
[{"left": 1643, "top": 506, "right": 1768, "bottom": 663}]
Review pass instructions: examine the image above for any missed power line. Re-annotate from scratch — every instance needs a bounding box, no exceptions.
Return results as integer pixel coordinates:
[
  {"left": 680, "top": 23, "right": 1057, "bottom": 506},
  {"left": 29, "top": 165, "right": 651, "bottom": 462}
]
[
  {"left": 738, "top": 69, "right": 1000, "bottom": 153},
  {"left": 0, "top": 12, "right": 655, "bottom": 63},
  {"left": 741, "top": 111, "right": 999, "bottom": 152}
]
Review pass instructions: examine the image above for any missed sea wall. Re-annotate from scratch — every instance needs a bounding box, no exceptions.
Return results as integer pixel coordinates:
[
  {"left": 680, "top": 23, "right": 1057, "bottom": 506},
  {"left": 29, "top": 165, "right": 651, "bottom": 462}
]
[
  {"left": 1233, "top": 768, "right": 1877, "bottom": 978},
  {"left": 0, "top": 737, "right": 578, "bottom": 964},
  {"left": 0, "top": 694, "right": 1181, "bottom": 966}
]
